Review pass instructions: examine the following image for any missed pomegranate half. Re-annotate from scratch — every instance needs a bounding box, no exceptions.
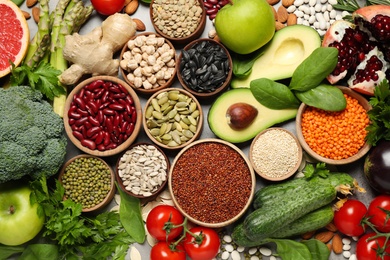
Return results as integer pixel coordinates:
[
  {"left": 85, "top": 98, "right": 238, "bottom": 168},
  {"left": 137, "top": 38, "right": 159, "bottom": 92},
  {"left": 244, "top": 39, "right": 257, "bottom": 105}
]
[{"left": 322, "top": 5, "right": 390, "bottom": 96}]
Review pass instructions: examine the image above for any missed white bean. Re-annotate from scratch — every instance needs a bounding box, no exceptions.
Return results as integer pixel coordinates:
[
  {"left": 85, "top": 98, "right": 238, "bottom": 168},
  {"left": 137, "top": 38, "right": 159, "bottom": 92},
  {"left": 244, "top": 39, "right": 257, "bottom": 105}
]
[
  {"left": 309, "top": 15, "right": 316, "bottom": 24},
  {"left": 302, "top": 20, "right": 310, "bottom": 26},
  {"left": 221, "top": 251, "right": 230, "bottom": 260},
  {"left": 231, "top": 251, "right": 241, "bottom": 260},
  {"left": 310, "top": 6, "right": 316, "bottom": 15},
  {"left": 297, "top": 17, "right": 304, "bottom": 24},
  {"left": 327, "top": 3, "right": 333, "bottom": 11},
  {"left": 349, "top": 254, "right": 357, "bottom": 260},
  {"left": 321, "top": 4, "right": 327, "bottom": 12},
  {"left": 223, "top": 235, "right": 232, "bottom": 243},
  {"left": 330, "top": 9, "right": 337, "bottom": 18},
  {"left": 309, "top": 0, "right": 316, "bottom": 6},
  {"left": 328, "top": 0, "right": 338, "bottom": 4},
  {"left": 259, "top": 247, "right": 272, "bottom": 256},
  {"left": 342, "top": 237, "right": 352, "bottom": 245},
  {"left": 287, "top": 5, "right": 297, "bottom": 12},
  {"left": 323, "top": 10, "right": 330, "bottom": 21},
  {"left": 343, "top": 244, "right": 352, "bottom": 251},
  {"left": 314, "top": 3, "right": 322, "bottom": 12},
  {"left": 294, "top": 10, "right": 304, "bottom": 17},
  {"left": 294, "top": 0, "right": 304, "bottom": 6},
  {"left": 343, "top": 251, "right": 352, "bottom": 258},
  {"left": 250, "top": 256, "right": 260, "bottom": 260},
  {"left": 248, "top": 247, "right": 257, "bottom": 255}
]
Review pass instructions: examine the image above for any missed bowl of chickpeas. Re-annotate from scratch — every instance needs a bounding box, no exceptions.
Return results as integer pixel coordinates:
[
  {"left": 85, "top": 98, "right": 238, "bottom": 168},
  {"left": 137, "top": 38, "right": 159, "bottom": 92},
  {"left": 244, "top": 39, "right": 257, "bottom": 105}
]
[{"left": 296, "top": 86, "right": 372, "bottom": 165}]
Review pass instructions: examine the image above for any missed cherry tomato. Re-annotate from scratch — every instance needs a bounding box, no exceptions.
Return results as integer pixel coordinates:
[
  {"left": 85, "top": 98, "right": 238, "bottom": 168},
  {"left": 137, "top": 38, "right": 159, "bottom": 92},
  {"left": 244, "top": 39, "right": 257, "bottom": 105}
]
[
  {"left": 356, "top": 233, "right": 390, "bottom": 260},
  {"left": 333, "top": 199, "right": 367, "bottom": 237},
  {"left": 368, "top": 195, "right": 390, "bottom": 233},
  {"left": 150, "top": 241, "right": 186, "bottom": 260},
  {"left": 183, "top": 226, "right": 220, "bottom": 260},
  {"left": 90, "top": 0, "right": 125, "bottom": 16},
  {"left": 146, "top": 205, "right": 184, "bottom": 241}
]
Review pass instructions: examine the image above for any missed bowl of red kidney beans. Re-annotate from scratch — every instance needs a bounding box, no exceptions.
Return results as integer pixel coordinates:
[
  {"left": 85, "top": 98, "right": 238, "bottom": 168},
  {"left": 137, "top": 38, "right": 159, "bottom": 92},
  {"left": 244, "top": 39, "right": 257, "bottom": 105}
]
[{"left": 63, "top": 76, "right": 142, "bottom": 157}]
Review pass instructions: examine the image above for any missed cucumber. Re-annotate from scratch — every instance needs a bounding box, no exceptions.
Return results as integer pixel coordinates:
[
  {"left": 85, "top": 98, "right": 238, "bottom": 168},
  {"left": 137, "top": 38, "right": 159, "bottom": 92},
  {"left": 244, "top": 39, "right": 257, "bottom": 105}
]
[
  {"left": 243, "top": 181, "right": 336, "bottom": 241},
  {"left": 253, "top": 173, "right": 355, "bottom": 209},
  {"left": 232, "top": 205, "right": 334, "bottom": 247}
]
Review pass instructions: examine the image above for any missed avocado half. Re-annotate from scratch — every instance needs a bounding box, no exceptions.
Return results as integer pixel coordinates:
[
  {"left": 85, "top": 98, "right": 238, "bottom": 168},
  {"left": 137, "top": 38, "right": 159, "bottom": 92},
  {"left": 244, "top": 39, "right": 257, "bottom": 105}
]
[
  {"left": 208, "top": 88, "right": 298, "bottom": 143},
  {"left": 231, "top": 25, "right": 321, "bottom": 89}
]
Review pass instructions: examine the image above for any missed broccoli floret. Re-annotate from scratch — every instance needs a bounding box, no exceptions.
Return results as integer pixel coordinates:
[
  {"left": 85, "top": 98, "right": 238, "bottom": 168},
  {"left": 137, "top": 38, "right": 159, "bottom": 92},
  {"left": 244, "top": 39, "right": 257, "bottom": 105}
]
[{"left": 0, "top": 86, "right": 67, "bottom": 183}]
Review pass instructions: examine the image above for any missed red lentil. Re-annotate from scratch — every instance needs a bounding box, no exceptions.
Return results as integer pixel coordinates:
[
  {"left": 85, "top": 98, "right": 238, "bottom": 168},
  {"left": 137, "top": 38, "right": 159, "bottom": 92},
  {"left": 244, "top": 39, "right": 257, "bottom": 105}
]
[
  {"left": 300, "top": 94, "right": 369, "bottom": 160},
  {"left": 171, "top": 142, "right": 252, "bottom": 224}
]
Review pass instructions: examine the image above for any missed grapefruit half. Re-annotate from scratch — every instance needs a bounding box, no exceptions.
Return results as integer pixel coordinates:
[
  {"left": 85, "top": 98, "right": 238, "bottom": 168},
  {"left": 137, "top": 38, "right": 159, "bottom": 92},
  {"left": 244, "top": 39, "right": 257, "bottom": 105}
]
[{"left": 0, "top": 0, "right": 30, "bottom": 78}]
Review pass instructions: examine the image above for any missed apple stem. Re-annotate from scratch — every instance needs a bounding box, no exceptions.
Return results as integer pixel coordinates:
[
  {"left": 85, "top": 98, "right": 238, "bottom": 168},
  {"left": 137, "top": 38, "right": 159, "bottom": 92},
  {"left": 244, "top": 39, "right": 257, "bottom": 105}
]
[{"left": 9, "top": 205, "right": 15, "bottom": 214}]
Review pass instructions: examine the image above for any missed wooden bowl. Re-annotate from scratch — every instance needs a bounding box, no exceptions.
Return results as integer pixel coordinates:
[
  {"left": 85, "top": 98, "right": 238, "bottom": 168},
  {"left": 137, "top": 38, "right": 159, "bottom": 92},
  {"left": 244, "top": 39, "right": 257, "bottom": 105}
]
[
  {"left": 58, "top": 154, "right": 116, "bottom": 213},
  {"left": 169, "top": 139, "right": 256, "bottom": 228},
  {"left": 177, "top": 38, "right": 232, "bottom": 100},
  {"left": 63, "top": 76, "right": 142, "bottom": 157},
  {"left": 143, "top": 88, "right": 203, "bottom": 150},
  {"left": 119, "top": 32, "right": 177, "bottom": 96},
  {"left": 115, "top": 142, "right": 169, "bottom": 200},
  {"left": 296, "top": 86, "right": 372, "bottom": 165},
  {"left": 149, "top": 0, "right": 206, "bottom": 46},
  {"left": 249, "top": 128, "right": 303, "bottom": 181}
]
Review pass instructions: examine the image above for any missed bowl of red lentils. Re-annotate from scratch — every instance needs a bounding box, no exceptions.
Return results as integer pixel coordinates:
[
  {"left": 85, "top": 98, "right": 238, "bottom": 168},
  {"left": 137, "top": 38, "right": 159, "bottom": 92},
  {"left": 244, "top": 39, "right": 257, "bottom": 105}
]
[
  {"left": 249, "top": 128, "right": 303, "bottom": 181},
  {"left": 169, "top": 138, "right": 256, "bottom": 228},
  {"left": 149, "top": 0, "right": 207, "bottom": 46},
  {"left": 63, "top": 76, "right": 142, "bottom": 157},
  {"left": 296, "top": 86, "right": 372, "bottom": 165}
]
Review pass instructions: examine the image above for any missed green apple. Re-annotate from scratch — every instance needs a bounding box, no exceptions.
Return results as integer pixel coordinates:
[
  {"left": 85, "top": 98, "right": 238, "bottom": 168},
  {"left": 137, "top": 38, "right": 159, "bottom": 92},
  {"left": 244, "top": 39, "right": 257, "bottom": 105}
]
[
  {"left": 215, "top": 0, "right": 275, "bottom": 54},
  {"left": 0, "top": 182, "right": 44, "bottom": 246}
]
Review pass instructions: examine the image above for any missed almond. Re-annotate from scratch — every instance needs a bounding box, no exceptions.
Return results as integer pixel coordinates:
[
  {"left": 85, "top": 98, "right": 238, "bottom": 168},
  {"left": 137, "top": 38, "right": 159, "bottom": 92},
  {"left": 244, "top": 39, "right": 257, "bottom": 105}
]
[
  {"left": 272, "top": 6, "right": 278, "bottom": 21},
  {"left": 124, "top": 0, "right": 132, "bottom": 6},
  {"left": 125, "top": 0, "right": 139, "bottom": 15},
  {"left": 326, "top": 242, "right": 333, "bottom": 251},
  {"left": 133, "top": 18, "right": 146, "bottom": 31},
  {"left": 332, "top": 233, "right": 343, "bottom": 254},
  {"left": 275, "top": 21, "right": 285, "bottom": 31},
  {"left": 22, "top": 10, "right": 31, "bottom": 20},
  {"left": 26, "top": 0, "right": 38, "bottom": 8},
  {"left": 277, "top": 5, "right": 288, "bottom": 23},
  {"left": 301, "top": 230, "right": 315, "bottom": 240},
  {"left": 267, "top": 0, "right": 280, "bottom": 6},
  {"left": 32, "top": 6, "right": 40, "bottom": 24},
  {"left": 282, "top": 0, "right": 295, "bottom": 7},
  {"left": 287, "top": 13, "right": 297, "bottom": 26},
  {"left": 325, "top": 222, "right": 338, "bottom": 232},
  {"left": 314, "top": 231, "right": 334, "bottom": 243}
]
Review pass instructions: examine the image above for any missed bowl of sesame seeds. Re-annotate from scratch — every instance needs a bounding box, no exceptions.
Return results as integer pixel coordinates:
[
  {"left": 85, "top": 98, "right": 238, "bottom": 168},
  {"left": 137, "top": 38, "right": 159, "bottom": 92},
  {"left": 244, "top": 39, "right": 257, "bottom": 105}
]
[
  {"left": 296, "top": 86, "right": 372, "bottom": 165},
  {"left": 169, "top": 138, "right": 256, "bottom": 228}
]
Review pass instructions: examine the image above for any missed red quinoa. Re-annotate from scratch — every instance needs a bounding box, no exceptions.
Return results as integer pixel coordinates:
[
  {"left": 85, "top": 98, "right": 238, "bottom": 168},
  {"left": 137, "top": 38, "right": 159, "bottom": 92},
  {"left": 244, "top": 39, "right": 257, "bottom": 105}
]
[{"left": 171, "top": 142, "right": 252, "bottom": 224}]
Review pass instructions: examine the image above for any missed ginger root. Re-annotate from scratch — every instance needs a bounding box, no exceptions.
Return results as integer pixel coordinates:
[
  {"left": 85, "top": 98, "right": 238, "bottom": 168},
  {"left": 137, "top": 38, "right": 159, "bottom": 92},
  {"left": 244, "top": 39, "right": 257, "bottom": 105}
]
[{"left": 59, "top": 13, "right": 137, "bottom": 85}]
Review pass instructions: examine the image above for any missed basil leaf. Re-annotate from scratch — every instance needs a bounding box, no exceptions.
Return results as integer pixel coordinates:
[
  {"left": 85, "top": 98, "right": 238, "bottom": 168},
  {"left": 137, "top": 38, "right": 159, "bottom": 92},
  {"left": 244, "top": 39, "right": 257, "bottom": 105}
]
[
  {"left": 295, "top": 84, "right": 346, "bottom": 111},
  {"left": 0, "top": 245, "right": 24, "bottom": 260},
  {"left": 270, "top": 239, "right": 312, "bottom": 260},
  {"left": 301, "top": 239, "right": 330, "bottom": 260},
  {"left": 250, "top": 78, "right": 300, "bottom": 109},
  {"left": 232, "top": 49, "right": 264, "bottom": 78},
  {"left": 19, "top": 244, "right": 59, "bottom": 260},
  {"left": 117, "top": 183, "right": 146, "bottom": 244},
  {"left": 289, "top": 47, "right": 338, "bottom": 92}
]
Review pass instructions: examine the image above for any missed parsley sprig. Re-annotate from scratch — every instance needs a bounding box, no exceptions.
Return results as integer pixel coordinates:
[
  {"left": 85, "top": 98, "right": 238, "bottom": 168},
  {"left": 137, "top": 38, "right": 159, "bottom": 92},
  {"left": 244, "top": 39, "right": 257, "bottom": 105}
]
[{"left": 332, "top": 0, "right": 390, "bottom": 12}]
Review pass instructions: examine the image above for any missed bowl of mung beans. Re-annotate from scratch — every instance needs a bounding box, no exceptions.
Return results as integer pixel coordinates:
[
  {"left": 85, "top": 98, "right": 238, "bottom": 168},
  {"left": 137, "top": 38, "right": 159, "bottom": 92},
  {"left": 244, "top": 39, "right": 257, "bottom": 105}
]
[
  {"left": 169, "top": 138, "right": 256, "bottom": 228},
  {"left": 177, "top": 38, "right": 232, "bottom": 99},
  {"left": 58, "top": 154, "right": 116, "bottom": 213},
  {"left": 119, "top": 32, "right": 177, "bottom": 95},
  {"left": 115, "top": 142, "right": 170, "bottom": 200},
  {"left": 149, "top": 0, "right": 207, "bottom": 46},
  {"left": 249, "top": 128, "right": 303, "bottom": 181},
  {"left": 143, "top": 88, "right": 204, "bottom": 150},
  {"left": 296, "top": 86, "right": 372, "bottom": 165}
]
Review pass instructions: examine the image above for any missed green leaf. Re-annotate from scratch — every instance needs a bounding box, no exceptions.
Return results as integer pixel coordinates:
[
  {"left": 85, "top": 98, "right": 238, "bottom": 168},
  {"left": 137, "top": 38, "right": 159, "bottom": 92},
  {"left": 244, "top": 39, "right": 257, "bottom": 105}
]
[
  {"left": 250, "top": 78, "right": 301, "bottom": 109},
  {"left": 116, "top": 183, "right": 146, "bottom": 243},
  {"left": 0, "top": 245, "right": 24, "bottom": 260},
  {"left": 301, "top": 239, "right": 330, "bottom": 260},
  {"left": 289, "top": 47, "right": 339, "bottom": 92},
  {"left": 232, "top": 49, "right": 264, "bottom": 78},
  {"left": 295, "top": 84, "right": 346, "bottom": 111},
  {"left": 18, "top": 244, "right": 59, "bottom": 260},
  {"left": 270, "top": 239, "right": 312, "bottom": 260}
]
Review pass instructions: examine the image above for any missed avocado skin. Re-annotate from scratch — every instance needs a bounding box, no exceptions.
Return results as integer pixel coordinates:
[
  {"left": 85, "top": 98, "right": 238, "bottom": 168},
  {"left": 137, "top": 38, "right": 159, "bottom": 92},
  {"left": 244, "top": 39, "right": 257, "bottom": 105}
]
[{"left": 208, "top": 88, "right": 297, "bottom": 143}]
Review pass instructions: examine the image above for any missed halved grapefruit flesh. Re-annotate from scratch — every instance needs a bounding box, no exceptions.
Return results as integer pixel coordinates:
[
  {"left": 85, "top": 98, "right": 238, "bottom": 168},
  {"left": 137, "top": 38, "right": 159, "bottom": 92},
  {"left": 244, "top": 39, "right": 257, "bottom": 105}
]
[{"left": 0, "top": 0, "right": 30, "bottom": 78}]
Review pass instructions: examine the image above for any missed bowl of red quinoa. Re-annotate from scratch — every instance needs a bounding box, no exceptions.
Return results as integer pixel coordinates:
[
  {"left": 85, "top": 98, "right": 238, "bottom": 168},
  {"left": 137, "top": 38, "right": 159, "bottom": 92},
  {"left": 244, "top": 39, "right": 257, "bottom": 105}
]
[
  {"left": 249, "top": 128, "right": 303, "bottom": 181},
  {"left": 295, "top": 86, "right": 372, "bottom": 165},
  {"left": 169, "top": 138, "right": 256, "bottom": 228}
]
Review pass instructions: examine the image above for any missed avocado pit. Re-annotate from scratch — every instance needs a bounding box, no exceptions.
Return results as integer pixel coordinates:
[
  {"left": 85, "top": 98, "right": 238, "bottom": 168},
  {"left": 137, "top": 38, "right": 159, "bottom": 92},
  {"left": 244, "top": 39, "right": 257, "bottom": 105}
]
[{"left": 226, "top": 102, "right": 258, "bottom": 130}]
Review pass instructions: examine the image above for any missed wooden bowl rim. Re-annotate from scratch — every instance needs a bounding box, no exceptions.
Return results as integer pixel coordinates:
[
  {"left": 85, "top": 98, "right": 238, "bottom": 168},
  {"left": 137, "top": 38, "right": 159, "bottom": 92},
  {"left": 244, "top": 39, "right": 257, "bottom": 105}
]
[
  {"left": 143, "top": 87, "right": 204, "bottom": 150},
  {"left": 149, "top": 0, "right": 207, "bottom": 46},
  {"left": 119, "top": 32, "right": 177, "bottom": 95},
  {"left": 249, "top": 127, "right": 303, "bottom": 181},
  {"left": 295, "top": 86, "right": 372, "bottom": 165},
  {"left": 168, "top": 138, "right": 256, "bottom": 228},
  {"left": 176, "top": 38, "right": 233, "bottom": 99},
  {"left": 58, "top": 154, "right": 116, "bottom": 212},
  {"left": 63, "top": 76, "right": 142, "bottom": 157},
  {"left": 115, "top": 142, "right": 170, "bottom": 199}
]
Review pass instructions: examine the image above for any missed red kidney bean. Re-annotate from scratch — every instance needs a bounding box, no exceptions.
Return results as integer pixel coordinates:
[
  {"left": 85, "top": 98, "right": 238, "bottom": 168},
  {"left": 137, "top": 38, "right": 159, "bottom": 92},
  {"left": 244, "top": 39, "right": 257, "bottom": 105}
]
[
  {"left": 71, "top": 124, "right": 78, "bottom": 131},
  {"left": 126, "top": 122, "right": 135, "bottom": 136},
  {"left": 101, "top": 90, "right": 110, "bottom": 103},
  {"left": 131, "top": 110, "right": 137, "bottom": 124},
  {"left": 94, "top": 88, "right": 105, "bottom": 99},
  {"left": 117, "top": 84, "right": 127, "bottom": 93},
  {"left": 75, "top": 117, "right": 88, "bottom": 126},
  {"left": 208, "top": 0, "right": 218, "bottom": 4},
  {"left": 99, "top": 102, "right": 110, "bottom": 110},
  {"left": 109, "top": 103, "right": 124, "bottom": 111},
  {"left": 69, "top": 118, "right": 76, "bottom": 126},
  {"left": 97, "top": 144, "right": 106, "bottom": 151},
  {"left": 95, "top": 131, "right": 104, "bottom": 145},
  {"left": 103, "top": 108, "right": 116, "bottom": 116},
  {"left": 84, "top": 121, "right": 92, "bottom": 130},
  {"left": 203, "top": 1, "right": 214, "bottom": 8},
  {"left": 84, "top": 90, "right": 94, "bottom": 100},
  {"left": 125, "top": 95, "right": 134, "bottom": 105},
  {"left": 109, "top": 85, "right": 121, "bottom": 93},
  {"left": 91, "top": 133, "right": 99, "bottom": 140},
  {"left": 78, "top": 87, "right": 85, "bottom": 99},
  {"left": 103, "top": 132, "right": 111, "bottom": 146},
  {"left": 122, "top": 111, "right": 131, "bottom": 123},
  {"left": 77, "top": 108, "right": 89, "bottom": 117},
  {"left": 73, "top": 96, "right": 86, "bottom": 110},
  {"left": 103, "top": 81, "right": 113, "bottom": 90},
  {"left": 68, "top": 110, "right": 81, "bottom": 120},
  {"left": 112, "top": 93, "right": 126, "bottom": 99},
  {"left": 105, "top": 142, "right": 117, "bottom": 150},
  {"left": 206, "top": 7, "right": 218, "bottom": 15},
  {"left": 81, "top": 139, "right": 96, "bottom": 150},
  {"left": 87, "top": 100, "right": 98, "bottom": 114},
  {"left": 86, "top": 79, "right": 104, "bottom": 91},
  {"left": 88, "top": 116, "right": 100, "bottom": 126},
  {"left": 113, "top": 114, "right": 122, "bottom": 127},
  {"left": 209, "top": 13, "right": 217, "bottom": 20},
  {"left": 97, "top": 110, "right": 104, "bottom": 124},
  {"left": 121, "top": 121, "right": 129, "bottom": 133},
  {"left": 105, "top": 117, "right": 113, "bottom": 133},
  {"left": 72, "top": 130, "right": 83, "bottom": 141}
]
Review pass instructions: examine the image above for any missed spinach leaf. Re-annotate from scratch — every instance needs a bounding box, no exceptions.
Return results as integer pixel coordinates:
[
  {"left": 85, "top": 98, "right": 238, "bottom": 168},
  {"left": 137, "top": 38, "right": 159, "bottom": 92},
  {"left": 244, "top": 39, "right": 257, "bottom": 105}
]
[
  {"left": 0, "top": 245, "right": 24, "bottom": 260},
  {"left": 289, "top": 47, "right": 338, "bottom": 92},
  {"left": 19, "top": 244, "right": 59, "bottom": 260},
  {"left": 270, "top": 239, "right": 312, "bottom": 260},
  {"left": 232, "top": 48, "right": 264, "bottom": 78},
  {"left": 301, "top": 239, "right": 330, "bottom": 260},
  {"left": 295, "top": 84, "right": 346, "bottom": 111},
  {"left": 117, "top": 183, "right": 145, "bottom": 244},
  {"left": 250, "top": 78, "right": 300, "bottom": 109}
]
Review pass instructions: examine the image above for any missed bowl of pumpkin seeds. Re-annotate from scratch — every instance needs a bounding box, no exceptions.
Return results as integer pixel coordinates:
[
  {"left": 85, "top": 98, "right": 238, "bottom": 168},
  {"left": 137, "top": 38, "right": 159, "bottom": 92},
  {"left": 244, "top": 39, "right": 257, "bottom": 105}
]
[{"left": 143, "top": 88, "right": 204, "bottom": 150}]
